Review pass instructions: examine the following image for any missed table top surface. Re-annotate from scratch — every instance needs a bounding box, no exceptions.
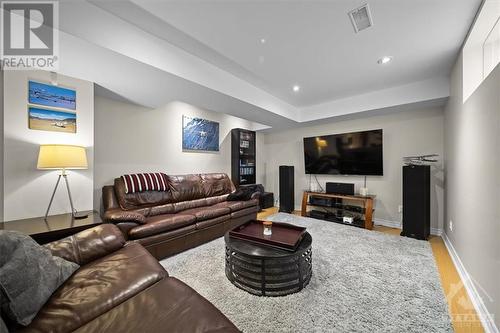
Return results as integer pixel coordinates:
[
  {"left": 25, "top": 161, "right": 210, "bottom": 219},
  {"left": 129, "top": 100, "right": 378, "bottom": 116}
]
[
  {"left": 305, "top": 191, "right": 376, "bottom": 200},
  {"left": 229, "top": 220, "right": 306, "bottom": 249},
  {"left": 225, "top": 228, "right": 312, "bottom": 258},
  {"left": 0, "top": 211, "right": 101, "bottom": 235}
]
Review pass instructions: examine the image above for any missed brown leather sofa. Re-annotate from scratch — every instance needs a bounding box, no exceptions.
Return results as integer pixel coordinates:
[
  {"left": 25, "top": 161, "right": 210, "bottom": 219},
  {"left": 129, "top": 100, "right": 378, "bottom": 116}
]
[
  {"left": 22, "top": 224, "right": 239, "bottom": 333},
  {"left": 102, "top": 173, "right": 258, "bottom": 259}
]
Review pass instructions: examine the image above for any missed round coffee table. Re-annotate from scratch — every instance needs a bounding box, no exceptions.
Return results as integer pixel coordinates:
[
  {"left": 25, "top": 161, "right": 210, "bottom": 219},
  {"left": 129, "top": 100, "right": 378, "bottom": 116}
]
[{"left": 224, "top": 231, "right": 312, "bottom": 297}]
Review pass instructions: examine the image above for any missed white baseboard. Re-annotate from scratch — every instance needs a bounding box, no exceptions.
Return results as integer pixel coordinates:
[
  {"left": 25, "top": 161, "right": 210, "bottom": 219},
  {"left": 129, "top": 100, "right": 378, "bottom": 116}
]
[
  {"left": 373, "top": 218, "right": 401, "bottom": 229},
  {"left": 442, "top": 233, "right": 499, "bottom": 333},
  {"left": 430, "top": 227, "right": 443, "bottom": 236},
  {"left": 373, "top": 218, "right": 443, "bottom": 236}
]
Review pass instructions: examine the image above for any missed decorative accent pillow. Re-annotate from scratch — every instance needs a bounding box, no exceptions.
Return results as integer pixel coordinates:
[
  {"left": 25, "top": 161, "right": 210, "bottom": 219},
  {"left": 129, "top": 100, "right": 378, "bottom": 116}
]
[
  {"left": 121, "top": 173, "right": 169, "bottom": 193},
  {"left": 0, "top": 231, "right": 79, "bottom": 326},
  {"left": 227, "top": 187, "right": 254, "bottom": 201}
]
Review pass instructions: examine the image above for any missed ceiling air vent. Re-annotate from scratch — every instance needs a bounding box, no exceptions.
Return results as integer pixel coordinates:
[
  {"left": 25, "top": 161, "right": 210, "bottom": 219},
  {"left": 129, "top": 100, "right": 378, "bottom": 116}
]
[{"left": 348, "top": 4, "right": 373, "bottom": 33}]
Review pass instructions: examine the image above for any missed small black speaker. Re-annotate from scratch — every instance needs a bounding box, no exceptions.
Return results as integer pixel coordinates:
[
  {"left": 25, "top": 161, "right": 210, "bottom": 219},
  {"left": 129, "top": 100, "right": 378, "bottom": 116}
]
[
  {"left": 401, "top": 165, "right": 430, "bottom": 240},
  {"left": 279, "top": 166, "right": 294, "bottom": 213},
  {"left": 325, "top": 182, "right": 355, "bottom": 195}
]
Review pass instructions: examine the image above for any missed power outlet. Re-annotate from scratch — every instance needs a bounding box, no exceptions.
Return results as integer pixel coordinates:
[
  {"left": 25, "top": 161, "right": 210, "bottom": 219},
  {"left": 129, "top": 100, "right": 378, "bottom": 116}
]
[
  {"left": 449, "top": 220, "right": 453, "bottom": 232},
  {"left": 398, "top": 205, "right": 403, "bottom": 213}
]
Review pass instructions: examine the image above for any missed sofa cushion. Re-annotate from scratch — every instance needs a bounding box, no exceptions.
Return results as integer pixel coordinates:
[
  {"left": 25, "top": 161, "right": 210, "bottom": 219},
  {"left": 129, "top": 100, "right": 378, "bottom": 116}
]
[
  {"left": 213, "top": 199, "right": 258, "bottom": 213},
  {"left": 111, "top": 173, "right": 235, "bottom": 211},
  {"left": 169, "top": 174, "right": 205, "bottom": 202},
  {"left": 114, "top": 177, "right": 173, "bottom": 210},
  {"left": 132, "top": 225, "right": 197, "bottom": 248},
  {"left": 231, "top": 206, "right": 259, "bottom": 219},
  {"left": 103, "top": 209, "right": 147, "bottom": 225},
  {"left": 129, "top": 214, "right": 196, "bottom": 240},
  {"left": 196, "top": 215, "right": 230, "bottom": 230},
  {"left": 180, "top": 206, "right": 230, "bottom": 222},
  {"left": 173, "top": 198, "right": 208, "bottom": 213},
  {"left": 73, "top": 277, "right": 239, "bottom": 333},
  {"left": 205, "top": 194, "right": 229, "bottom": 206},
  {"left": 149, "top": 203, "right": 175, "bottom": 216},
  {"left": 24, "top": 243, "right": 167, "bottom": 333},
  {"left": 200, "top": 173, "right": 235, "bottom": 197},
  {"left": 44, "top": 224, "right": 126, "bottom": 266}
]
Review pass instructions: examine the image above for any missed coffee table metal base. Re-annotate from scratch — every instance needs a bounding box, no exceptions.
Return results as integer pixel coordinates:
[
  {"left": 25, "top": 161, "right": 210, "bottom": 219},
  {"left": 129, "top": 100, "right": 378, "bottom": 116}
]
[{"left": 225, "top": 233, "right": 312, "bottom": 297}]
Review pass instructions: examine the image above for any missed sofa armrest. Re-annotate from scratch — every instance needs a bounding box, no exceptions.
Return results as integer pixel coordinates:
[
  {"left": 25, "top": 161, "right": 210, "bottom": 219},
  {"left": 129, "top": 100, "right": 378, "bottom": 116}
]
[
  {"left": 43, "top": 224, "right": 126, "bottom": 265},
  {"left": 102, "top": 185, "right": 120, "bottom": 211},
  {"left": 103, "top": 208, "right": 147, "bottom": 224}
]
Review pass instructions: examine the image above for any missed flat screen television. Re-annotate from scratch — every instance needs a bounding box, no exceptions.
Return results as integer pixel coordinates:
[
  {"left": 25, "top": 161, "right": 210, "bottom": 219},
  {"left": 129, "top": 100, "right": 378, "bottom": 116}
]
[{"left": 303, "top": 129, "right": 383, "bottom": 175}]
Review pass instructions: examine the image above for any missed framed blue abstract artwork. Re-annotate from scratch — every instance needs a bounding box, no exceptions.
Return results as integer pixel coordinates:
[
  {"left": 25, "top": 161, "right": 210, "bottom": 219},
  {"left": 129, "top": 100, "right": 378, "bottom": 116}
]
[
  {"left": 28, "top": 80, "right": 76, "bottom": 110},
  {"left": 182, "top": 115, "right": 219, "bottom": 152}
]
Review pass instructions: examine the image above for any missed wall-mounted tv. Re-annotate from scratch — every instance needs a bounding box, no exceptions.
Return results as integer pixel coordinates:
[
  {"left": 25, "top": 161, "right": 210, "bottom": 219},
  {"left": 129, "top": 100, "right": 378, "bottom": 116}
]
[{"left": 303, "top": 129, "right": 383, "bottom": 175}]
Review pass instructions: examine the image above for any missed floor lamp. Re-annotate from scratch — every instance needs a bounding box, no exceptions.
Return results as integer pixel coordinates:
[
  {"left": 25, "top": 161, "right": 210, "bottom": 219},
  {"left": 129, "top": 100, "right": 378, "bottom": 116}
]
[{"left": 37, "top": 144, "right": 88, "bottom": 221}]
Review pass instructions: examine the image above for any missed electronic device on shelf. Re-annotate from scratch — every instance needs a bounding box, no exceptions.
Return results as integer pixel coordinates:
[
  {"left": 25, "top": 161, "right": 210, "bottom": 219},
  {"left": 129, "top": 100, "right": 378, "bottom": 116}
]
[
  {"left": 309, "top": 210, "right": 327, "bottom": 219},
  {"left": 343, "top": 216, "right": 354, "bottom": 224},
  {"left": 302, "top": 191, "right": 374, "bottom": 230},
  {"left": 303, "top": 129, "right": 383, "bottom": 175},
  {"left": 308, "top": 196, "right": 334, "bottom": 207},
  {"left": 325, "top": 182, "right": 355, "bottom": 195}
]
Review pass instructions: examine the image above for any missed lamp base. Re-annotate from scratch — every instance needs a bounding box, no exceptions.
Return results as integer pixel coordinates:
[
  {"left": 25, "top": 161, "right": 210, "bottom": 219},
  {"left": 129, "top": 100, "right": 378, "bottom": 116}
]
[{"left": 73, "top": 212, "right": 88, "bottom": 220}]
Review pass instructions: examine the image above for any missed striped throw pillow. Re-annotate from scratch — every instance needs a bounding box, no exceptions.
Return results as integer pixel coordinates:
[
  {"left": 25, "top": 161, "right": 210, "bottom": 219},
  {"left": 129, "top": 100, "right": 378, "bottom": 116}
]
[{"left": 121, "top": 173, "right": 169, "bottom": 194}]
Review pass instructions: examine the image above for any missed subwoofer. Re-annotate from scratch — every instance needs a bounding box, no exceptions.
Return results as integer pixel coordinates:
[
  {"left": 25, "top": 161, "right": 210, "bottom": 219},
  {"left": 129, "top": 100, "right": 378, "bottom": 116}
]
[
  {"left": 401, "top": 165, "right": 430, "bottom": 240},
  {"left": 279, "top": 166, "right": 294, "bottom": 213}
]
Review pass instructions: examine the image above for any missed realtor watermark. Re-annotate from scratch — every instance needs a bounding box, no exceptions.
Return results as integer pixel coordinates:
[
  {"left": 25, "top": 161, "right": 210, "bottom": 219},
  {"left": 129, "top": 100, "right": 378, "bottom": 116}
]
[{"left": 1, "top": 1, "right": 59, "bottom": 70}]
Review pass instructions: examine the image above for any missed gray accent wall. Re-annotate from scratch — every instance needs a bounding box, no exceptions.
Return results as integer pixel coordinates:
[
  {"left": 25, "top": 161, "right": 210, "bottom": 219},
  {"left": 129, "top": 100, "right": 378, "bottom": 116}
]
[
  {"left": 444, "top": 55, "right": 500, "bottom": 329},
  {"left": 262, "top": 107, "right": 445, "bottom": 231}
]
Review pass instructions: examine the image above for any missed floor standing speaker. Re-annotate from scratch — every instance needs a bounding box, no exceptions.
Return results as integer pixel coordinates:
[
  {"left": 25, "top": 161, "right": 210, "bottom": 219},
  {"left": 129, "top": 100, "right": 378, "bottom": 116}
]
[
  {"left": 401, "top": 165, "right": 430, "bottom": 240},
  {"left": 279, "top": 166, "right": 294, "bottom": 213}
]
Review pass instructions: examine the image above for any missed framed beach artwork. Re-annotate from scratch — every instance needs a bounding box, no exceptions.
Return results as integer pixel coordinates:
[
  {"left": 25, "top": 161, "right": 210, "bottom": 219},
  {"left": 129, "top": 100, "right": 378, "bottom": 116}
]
[
  {"left": 182, "top": 115, "right": 219, "bottom": 152},
  {"left": 28, "top": 80, "right": 76, "bottom": 110},
  {"left": 28, "top": 107, "right": 77, "bottom": 133}
]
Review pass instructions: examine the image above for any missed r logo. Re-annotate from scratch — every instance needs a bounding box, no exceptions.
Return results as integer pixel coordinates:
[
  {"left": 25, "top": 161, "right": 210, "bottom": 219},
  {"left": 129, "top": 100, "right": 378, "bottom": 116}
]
[
  {"left": 1, "top": 1, "right": 58, "bottom": 70},
  {"left": 2, "top": 2, "right": 54, "bottom": 55}
]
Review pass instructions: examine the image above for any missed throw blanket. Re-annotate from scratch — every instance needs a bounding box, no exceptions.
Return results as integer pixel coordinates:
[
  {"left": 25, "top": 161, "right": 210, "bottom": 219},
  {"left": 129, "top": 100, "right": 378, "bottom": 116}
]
[{"left": 122, "top": 173, "right": 169, "bottom": 194}]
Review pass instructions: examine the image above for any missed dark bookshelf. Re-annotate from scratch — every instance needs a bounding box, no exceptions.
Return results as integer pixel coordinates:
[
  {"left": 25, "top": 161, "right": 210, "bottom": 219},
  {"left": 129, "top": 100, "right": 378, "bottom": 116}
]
[{"left": 231, "top": 128, "right": 256, "bottom": 187}]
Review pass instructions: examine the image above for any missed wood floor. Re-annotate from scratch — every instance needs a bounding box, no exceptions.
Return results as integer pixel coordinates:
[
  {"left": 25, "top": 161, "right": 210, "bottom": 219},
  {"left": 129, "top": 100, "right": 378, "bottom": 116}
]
[{"left": 257, "top": 207, "right": 484, "bottom": 333}]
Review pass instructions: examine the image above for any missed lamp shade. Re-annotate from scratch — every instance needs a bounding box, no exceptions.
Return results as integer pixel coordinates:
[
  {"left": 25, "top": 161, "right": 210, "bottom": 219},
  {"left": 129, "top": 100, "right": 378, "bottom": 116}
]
[{"left": 37, "top": 144, "right": 88, "bottom": 170}]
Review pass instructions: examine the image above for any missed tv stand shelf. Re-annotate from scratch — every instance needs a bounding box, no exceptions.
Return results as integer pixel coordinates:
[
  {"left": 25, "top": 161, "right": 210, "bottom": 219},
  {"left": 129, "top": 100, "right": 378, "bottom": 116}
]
[{"left": 301, "top": 191, "right": 375, "bottom": 230}]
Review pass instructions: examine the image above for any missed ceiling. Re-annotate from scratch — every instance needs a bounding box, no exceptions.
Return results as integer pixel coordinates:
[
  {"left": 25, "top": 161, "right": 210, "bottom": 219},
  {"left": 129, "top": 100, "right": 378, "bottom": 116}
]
[
  {"left": 54, "top": 0, "right": 481, "bottom": 130},
  {"left": 131, "top": 0, "right": 481, "bottom": 107}
]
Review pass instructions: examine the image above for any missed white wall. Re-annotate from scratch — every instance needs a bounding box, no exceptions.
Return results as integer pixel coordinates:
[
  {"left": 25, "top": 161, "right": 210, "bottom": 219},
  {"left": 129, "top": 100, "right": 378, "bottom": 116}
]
[
  {"left": 3, "top": 71, "right": 94, "bottom": 221},
  {"left": 444, "top": 54, "right": 500, "bottom": 330},
  {"left": 263, "top": 107, "right": 445, "bottom": 232},
  {"left": 94, "top": 96, "right": 265, "bottom": 211}
]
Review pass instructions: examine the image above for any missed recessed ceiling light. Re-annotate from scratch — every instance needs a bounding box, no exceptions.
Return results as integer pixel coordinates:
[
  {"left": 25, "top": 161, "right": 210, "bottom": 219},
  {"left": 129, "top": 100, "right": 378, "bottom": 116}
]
[
  {"left": 260, "top": 38, "right": 266, "bottom": 44},
  {"left": 377, "top": 56, "right": 393, "bottom": 65},
  {"left": 293, "top": 85, "right": 300, "bottom": 92}
]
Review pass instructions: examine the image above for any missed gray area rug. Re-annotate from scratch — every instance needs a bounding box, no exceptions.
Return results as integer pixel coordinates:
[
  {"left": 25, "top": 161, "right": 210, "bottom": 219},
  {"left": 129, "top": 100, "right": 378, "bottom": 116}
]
[{"left": 160, "top": 213, "right": 452, "bottom": 332}]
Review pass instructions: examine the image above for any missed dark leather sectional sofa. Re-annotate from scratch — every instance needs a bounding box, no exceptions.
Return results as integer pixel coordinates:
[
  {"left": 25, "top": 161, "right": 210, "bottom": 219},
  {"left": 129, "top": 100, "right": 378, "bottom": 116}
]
[
  {"left": 22, "top": 224, "right": 239, "bottom": 333},
  {"left": 102, "top": 173, "right": 259, "bottom": 259}
]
